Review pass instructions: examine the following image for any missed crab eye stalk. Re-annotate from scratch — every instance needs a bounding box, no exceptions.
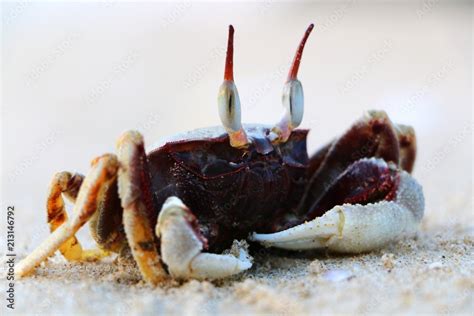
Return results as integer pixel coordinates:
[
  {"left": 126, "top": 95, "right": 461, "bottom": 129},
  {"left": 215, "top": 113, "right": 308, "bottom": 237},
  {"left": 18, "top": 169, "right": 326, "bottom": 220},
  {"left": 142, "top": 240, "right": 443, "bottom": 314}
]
[
  {"left": 218, "top": 25, "right": 249, "bottom": 149},
  {"left": 272, "top": 23, "right": 314, "bottom": 143}
]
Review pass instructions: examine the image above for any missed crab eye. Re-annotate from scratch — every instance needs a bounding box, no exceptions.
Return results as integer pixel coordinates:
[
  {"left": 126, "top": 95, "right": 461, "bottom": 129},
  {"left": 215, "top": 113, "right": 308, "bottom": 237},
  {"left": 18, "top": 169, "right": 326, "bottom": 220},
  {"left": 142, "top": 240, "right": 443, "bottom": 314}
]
[
  {"left": 272, "top": 24, "right": 314, "bottom": 143},
  {"left": 217, "top": 25, "right": 249, "bottom": 148},
  {"left": 218, "top": 80, "right": 242, "bottom": 133},
  {"left": 282, "top": 79, "right": 304, "bottom": 128}
]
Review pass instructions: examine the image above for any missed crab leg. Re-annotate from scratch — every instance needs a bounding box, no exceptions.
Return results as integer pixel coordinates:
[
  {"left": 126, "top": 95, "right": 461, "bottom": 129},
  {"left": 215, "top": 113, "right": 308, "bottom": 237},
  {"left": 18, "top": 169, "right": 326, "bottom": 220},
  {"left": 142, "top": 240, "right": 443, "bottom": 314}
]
[
  {"left": 46, "top": 171, "right": 85, "bottom": 260},
  {"left": 156, "top": 196, "right": 252, "bottom": 280},
  {"left": 299, "top": 110, "right": 401, "bottom": 216},
  {"left": 46, "top": 171, "right": 111, "bottom": 261},
  {"left": 87, "top": 178, "right": 126, "bottom": 253},
  {"left": 16, "top": 154, "right": 119, "bottom": 277},
  {"left": 299, "top": 111, "right": 417, "bottom": 220},
  {"left": 251, "top": 158, "right": 424, "bottom": 252},
  {"left": 116, "top": 131, "right": 168, "bottom": 285},
  {"left": 395, "top": 124, "right": 417, "bottom": 173}
]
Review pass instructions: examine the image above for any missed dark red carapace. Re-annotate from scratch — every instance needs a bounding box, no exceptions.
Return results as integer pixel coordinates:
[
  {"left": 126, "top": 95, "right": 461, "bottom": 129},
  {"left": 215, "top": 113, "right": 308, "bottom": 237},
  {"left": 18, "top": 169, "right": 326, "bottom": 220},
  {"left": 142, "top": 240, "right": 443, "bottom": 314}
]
[{"left": 147, "top": 112, "right": 406, "bottom": 253}]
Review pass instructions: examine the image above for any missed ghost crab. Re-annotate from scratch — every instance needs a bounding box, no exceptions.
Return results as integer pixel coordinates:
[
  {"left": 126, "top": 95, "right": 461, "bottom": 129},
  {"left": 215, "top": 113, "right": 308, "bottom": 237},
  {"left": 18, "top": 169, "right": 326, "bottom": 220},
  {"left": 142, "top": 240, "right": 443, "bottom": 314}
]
[{"left": 16, "top": 24, "right": 424, "bottom": 285}]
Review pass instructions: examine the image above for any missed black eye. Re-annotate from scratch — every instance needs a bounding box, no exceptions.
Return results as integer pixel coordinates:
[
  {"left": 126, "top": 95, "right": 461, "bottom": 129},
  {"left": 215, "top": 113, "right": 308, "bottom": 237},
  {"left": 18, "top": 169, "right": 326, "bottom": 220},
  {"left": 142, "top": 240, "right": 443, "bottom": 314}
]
[{"left": 227, "top": 93, "right": 234, "bottom": 115}]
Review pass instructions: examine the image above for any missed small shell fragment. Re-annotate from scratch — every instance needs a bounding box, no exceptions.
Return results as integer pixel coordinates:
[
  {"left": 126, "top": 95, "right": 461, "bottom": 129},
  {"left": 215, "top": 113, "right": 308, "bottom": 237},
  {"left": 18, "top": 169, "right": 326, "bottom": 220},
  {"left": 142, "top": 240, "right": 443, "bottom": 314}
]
[
  {"left": 308, "top": 259, "right": 326, "bottom": 275},
  {"left": 321, "top": 269, "right": 354, "bottom": 282},
  {"left": 428, "top": 261, "right": 443, "bottom": 270},
  {"left": 381, "top": 253, "right": 395, "bottom": 270}
]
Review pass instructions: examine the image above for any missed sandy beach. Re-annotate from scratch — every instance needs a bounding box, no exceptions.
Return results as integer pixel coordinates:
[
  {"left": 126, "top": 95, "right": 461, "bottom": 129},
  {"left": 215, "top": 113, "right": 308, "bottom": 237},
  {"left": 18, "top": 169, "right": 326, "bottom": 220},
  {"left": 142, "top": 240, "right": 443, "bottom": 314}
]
[{"left": 5, "top": 219, "right": 473, "bottom": 315}]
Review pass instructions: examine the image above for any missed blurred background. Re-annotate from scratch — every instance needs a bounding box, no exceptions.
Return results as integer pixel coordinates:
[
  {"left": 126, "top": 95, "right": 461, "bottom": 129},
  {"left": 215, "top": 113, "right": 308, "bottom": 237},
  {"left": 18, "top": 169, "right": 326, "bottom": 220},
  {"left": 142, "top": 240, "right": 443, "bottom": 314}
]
[{"left": 1, "top": 1, "right": 472, "bottom": 251}]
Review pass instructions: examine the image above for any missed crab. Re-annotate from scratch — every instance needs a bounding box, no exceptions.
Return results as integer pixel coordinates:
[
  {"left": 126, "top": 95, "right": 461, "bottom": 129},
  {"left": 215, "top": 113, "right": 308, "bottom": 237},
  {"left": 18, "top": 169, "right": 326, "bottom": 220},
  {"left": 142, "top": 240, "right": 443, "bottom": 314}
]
[{"left": 16, "top": 24, "right": 424, "bottom": 285}]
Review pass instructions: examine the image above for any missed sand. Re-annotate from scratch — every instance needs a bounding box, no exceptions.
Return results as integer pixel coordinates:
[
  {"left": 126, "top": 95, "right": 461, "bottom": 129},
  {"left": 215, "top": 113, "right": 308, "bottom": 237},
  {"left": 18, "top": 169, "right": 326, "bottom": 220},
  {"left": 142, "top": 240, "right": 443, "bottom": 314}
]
[{"left": 3, "top": 219, "right": 472, "bottom": 315}]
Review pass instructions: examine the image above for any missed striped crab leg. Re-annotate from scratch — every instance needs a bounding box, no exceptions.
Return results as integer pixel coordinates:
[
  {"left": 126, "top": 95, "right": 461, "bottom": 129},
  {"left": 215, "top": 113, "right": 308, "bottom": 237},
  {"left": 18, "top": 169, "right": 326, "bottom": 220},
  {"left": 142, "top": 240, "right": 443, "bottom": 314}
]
[
  {"left": 16, "top": 154, "right": 119, "bottom": 277},
  {"left": 116, "top": 131, "right": 168, "bottom": 285}
]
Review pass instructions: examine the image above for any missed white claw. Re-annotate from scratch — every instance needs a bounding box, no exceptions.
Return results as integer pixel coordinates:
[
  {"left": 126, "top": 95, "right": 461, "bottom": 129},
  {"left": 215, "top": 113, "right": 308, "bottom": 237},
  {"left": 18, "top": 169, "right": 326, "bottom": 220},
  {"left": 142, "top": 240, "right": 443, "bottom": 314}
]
[
  {"left": 156, "top": 196, "right": 252, "bottom": 280},
  {"left": 190, "top": 251, "right": 252, "bottom": 280},
  {"left": 251, "top": 207, "right": 343, "bottom": 251},
  {"left": 251, "top": 169, "right": 424, "bottom": 253}
]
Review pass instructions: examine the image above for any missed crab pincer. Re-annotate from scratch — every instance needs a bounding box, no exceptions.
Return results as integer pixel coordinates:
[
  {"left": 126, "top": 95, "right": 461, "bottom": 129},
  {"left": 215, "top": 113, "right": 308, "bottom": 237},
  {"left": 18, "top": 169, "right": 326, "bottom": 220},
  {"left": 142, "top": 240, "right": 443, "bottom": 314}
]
[{"left": 251, "top": 158, "right": 424, "bottom": 252}]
